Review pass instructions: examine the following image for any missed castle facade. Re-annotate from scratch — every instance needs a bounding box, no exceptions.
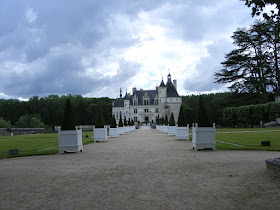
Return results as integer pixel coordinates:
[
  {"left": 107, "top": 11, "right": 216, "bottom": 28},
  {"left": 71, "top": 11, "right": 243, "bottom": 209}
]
[{"left": 112, "top": 73, "right": 182, "bottom": 124}]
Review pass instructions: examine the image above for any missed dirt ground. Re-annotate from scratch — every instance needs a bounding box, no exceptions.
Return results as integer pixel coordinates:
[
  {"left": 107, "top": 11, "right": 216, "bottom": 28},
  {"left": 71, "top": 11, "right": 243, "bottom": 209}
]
[{"left": 0, "top": 126, "right": 279, "bottom": 210}]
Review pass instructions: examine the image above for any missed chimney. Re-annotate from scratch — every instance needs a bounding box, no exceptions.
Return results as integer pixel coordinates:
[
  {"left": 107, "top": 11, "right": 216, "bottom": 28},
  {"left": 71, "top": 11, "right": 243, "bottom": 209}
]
[
  {"left": 132, "top": 87, "right": 136, "bottom": 94},
  {"left": 173, "top": 80, "right": 177, "bottom": 90}
]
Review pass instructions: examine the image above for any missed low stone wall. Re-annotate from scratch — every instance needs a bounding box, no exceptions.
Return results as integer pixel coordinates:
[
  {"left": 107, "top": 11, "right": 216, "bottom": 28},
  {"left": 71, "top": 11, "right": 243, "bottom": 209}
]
[
  {"left": 266, "top": 158, "right": 280, "bottom": 173},
  {"left": 55, "top": 125, "right": 95, "bottom": 132},
  {"left": 0, "top": 128, "right": 8, "bottom": 136},
  {"left": 11, "top": 128, "right": 45, "bottom": 135}
]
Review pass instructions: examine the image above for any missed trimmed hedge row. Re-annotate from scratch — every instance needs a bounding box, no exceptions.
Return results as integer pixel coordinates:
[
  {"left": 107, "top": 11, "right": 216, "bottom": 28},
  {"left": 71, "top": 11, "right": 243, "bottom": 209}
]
[{"left": 223, "top": 102, "right": 280, "bottom": 127}]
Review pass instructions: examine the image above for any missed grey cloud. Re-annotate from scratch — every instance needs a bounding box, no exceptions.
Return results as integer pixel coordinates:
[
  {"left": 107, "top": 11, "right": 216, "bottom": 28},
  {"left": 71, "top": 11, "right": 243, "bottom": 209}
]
[
  {"left": 0, "top": 0, "right": 257, "bottom": 99},
  {"left": 184, "top": 38, "right": 233, "bottom": 93}
]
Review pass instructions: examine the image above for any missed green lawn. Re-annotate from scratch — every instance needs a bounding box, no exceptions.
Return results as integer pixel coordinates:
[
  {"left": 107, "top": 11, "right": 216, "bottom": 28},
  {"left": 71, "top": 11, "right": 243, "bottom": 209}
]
[
  {"left": 215, "top": 128, "right": 280, "bottom": 151},
  {"left": 1, "top": 128, "right": 280, "bottom": 159},
  {"left": 0, "top": 131, "right": 94, "bottom": 159},
  {"left": 189, "top": 127, "right": 280, "bottom": 151}
]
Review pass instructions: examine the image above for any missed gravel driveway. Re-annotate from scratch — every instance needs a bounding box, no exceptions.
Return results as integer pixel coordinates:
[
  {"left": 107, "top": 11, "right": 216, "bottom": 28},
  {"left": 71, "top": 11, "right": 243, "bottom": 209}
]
[{"left": 1, "top": 126, "right": 279, "bottom": 209}]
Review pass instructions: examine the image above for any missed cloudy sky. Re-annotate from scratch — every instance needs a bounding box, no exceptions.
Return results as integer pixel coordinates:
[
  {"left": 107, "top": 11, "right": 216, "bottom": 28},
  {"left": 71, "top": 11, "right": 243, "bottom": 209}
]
[{"left": 0, "top": 0, "right": 265, "bottom": 100}]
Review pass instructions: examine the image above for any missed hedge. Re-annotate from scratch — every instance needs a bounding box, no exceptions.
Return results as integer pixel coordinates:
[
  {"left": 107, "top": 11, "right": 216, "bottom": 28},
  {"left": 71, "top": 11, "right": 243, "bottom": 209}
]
[{"left": 223, "top": 101, "right": 280, "bottom": 127}]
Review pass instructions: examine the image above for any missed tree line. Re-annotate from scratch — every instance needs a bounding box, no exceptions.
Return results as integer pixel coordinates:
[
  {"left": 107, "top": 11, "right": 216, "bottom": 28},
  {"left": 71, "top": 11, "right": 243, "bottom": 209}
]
[
  {"left": 0, "top": 95, "right": 113, "bottom": 130},
  {"left": 181, "top": 92, "right": 275, "bottom": 126},
  {"left": 1, "top": 92, "right": 275, "bottom": 130}
]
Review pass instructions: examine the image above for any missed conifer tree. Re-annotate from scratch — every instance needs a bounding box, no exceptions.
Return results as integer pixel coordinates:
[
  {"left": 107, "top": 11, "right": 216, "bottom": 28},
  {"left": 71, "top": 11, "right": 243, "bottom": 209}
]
[
  {"left": 164, "top": 115, "right": 168, "bottom": 125},
  {"left": 169, "top": 113, "right": 175, "bottom": 126},
  {"left": 110, "top": 115, "right": 117, "bottom": 128},
  {"left": 124, "top": 116, "right": 127, "bottom": 126},
  {"left": 128, "top": 118, "right": 131, "bottom": 126},
  {"left": 130, "top": 118, "right": 134, "bottom": 126},
  {"left": 118, "top": 115, "right": 123, "bottom": 127},
  {"left": 95, "top": 109, "right": 105, "bottom": 128},
  {"left": 61, "top": 98, "right": 76, "bottom": 130},
  {"left": 177, "top": 105, "right": 187, "bottom": 127},
  {"left": 196, "top": 95, "right": 212, "bottom": 127}
]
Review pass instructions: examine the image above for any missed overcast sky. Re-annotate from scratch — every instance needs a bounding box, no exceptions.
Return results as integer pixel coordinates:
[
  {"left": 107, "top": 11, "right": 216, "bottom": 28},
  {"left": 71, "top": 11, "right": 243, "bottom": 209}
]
[{"left": 0, "top": 0, "right": 264, "bottom": 100}]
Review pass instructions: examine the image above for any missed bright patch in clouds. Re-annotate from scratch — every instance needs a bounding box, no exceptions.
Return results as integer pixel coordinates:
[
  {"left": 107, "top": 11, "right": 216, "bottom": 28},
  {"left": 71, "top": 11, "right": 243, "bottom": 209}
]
[
  {"left": 0, "top": 0, "right": 262, "bottom": 99},
  {"left": 25, "top": 8, "right": 37, "bottom": 23}
]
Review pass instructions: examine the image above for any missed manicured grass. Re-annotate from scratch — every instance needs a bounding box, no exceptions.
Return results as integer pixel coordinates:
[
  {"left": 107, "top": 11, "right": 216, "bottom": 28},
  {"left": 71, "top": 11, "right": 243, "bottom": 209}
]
[
  {"left": 0, "top": 131, "right": 94, "bottom": 159},
  {"left": 189, "top": 127, "right": 280, "bottom": 151},
  {"left": 216, "top": 127, "right": 280, "bottom": 133},
  {"left": 215, "top": 129, "right": 280, "bottom": 151}
]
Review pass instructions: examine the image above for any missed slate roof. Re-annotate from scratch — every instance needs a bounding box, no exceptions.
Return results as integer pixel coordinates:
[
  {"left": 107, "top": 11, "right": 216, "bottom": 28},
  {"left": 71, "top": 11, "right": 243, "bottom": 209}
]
[
  {"left": 113, "top": 98, "right": 124, "bottom": 107},
  {"left": 113, "top": 74, "right": 180, "bottom": 107},
  {"left": 166, "top": 80, "right": 180, "bottom": 97},
  {"left": 159, "top": 79, "right": 165, "bottom": 87}
]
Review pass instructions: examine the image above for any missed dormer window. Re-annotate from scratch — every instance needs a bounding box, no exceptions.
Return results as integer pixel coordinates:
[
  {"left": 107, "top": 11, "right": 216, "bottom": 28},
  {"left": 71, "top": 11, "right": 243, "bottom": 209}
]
[
  {"left": 154, "top": 94, "right": 158, "bottom": 105},
  {"left": 143, "top": 93, "right": 149, "bottom": 105},
  {"left": 133, "top": 95, "right": 138, "bottom": 105},
  {"left": 133, "top": 99, "right": 138, "bottom": 105}
]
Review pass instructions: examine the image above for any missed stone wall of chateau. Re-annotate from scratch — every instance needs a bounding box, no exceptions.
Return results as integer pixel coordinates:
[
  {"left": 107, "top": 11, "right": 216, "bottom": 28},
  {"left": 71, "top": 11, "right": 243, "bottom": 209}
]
[
  {"left": 167, "top": 102, "right": 181, "bottom": 123},
  {"left": 159, "top": 98, "right": 181, "bottom": 123}
]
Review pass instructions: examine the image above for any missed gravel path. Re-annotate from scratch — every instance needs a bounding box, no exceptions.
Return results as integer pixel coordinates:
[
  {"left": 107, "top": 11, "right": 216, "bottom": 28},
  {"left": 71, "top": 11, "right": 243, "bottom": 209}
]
[{"left": 0, "top": 126, "right": 279, "bottom": 210}]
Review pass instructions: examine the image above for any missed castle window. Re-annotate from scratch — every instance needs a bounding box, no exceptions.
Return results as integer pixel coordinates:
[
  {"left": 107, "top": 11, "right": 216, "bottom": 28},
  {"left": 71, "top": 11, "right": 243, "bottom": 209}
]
[
  {"left": 144, "top": 109, "right": 149, "bottom": 113},
  {"left": 154, "top": 99, "right": 158, "bottom": 105},
  {"left": 134, "top": 109, "right": 137, "bottom": 113},
  {"left": 133, "top": 99, "right": 138, "bottom": 105},
  {"left": 134, "top": 117, "right": 138, "bottom": 122},
  {"left": 143, "top": 93, "right": 149, "bottom": 105},
  {"left": 155, "top": 108, "right": 158, "bottom": 113}
]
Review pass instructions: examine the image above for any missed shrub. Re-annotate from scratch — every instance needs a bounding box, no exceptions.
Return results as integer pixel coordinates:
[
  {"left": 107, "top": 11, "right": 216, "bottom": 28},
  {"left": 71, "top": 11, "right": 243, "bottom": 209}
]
[
  {"left": 95, "top": 109, "right": 105, "bottom": 128},
  {"left": 169, "top": 113, "right": 175, "bottom": 126},
  {"left": 177, "top": 105, "right": 187, "bottom": 127},
  {"left": 223, "top": 101, "right": 280, "bottom": 127},
  {"left": 110, "top": 115, "right": 117, "bottom": 128},
  {"left": 196, "top": 95, "right": 212, "bottom": 127},
  {"left": 61, "top": 98, "right": 76, "bottom": 130},
  {"left": 0, "top": 117, "right": 12, "bottom": 129}
]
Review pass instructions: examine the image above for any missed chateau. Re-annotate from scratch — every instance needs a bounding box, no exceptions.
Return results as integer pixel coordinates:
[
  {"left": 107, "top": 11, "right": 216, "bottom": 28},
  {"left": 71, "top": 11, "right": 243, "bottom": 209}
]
[{"left": 112, "top": 73, "right": 182, "bottom": 124}]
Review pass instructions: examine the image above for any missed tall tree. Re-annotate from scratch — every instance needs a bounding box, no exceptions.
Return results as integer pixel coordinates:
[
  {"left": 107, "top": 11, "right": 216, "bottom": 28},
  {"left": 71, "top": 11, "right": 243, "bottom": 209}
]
[
  {"left": 215, "top": 20, "right": 277, "bottom": 95},
  {"left": 196, "top": 95, "right": 212, "bottom": 127},
  {"left": 95, "top": 109, "right": 105, "bottom": 128},
  {"left": 110, "top": 116, "right": 117, "bottom": 128},
  {"left": 168, "top": 113, "right": 176, "bottom": 126},
  {"left": 177, "top": 105, "right": 187, "bottom": 127},
  {"left": 61, "top": 98, "right": 76, "bottom": 130},
  {"left": 241, "top": 0, "right": 280, "bottom": 20},
  {"left": 242, "top": 0, "right": 280, "bottom": 88}
]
